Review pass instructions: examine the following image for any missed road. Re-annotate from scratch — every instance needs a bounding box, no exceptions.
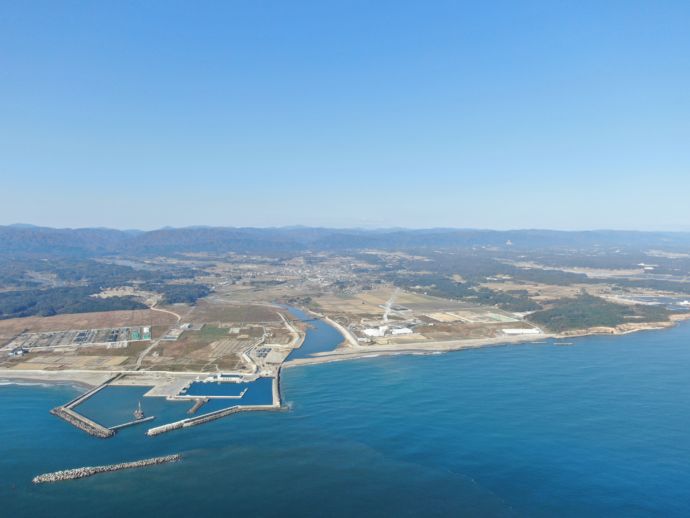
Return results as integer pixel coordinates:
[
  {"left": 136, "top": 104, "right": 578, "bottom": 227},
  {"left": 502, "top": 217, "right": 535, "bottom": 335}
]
[{"left": 135, "top": 304, "right": 182, "bottom": 370}]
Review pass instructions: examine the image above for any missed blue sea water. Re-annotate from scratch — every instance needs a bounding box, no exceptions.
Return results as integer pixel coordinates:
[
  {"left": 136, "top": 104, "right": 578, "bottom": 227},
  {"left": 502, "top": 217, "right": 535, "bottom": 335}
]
[
  {"left": 183, "top": 376, "right": 274, "bottom": 404},
  {"left": 3, "top": 322, "right": 690, "bottom": 517}
]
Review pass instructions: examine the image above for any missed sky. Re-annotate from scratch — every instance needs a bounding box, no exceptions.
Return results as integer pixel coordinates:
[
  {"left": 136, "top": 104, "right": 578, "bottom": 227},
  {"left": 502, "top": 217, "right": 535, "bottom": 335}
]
[{"left": 1, "top": 1, "right": 690, "bottom": 231}]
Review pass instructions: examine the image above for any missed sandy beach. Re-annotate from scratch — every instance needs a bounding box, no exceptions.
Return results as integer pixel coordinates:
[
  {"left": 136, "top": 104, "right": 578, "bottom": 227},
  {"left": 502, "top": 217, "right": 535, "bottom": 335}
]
[
  {"left": 0, "top": 370, "right": 114, "bottom": 389},
  {"left": 2, "top": 313, "right": 689, "bottom": 384}
]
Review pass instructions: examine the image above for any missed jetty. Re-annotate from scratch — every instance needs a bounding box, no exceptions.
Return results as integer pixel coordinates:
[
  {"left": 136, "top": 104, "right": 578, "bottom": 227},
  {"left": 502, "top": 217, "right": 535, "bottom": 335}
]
[
  {"left": 109, "top": 415, "right": 155, "bottom": 431},
  {"left": 187, "top": 398, "right": 209, "bottom": 414},
  {"left": 32, "top": 454, "right": 181, "bottom": 484}
]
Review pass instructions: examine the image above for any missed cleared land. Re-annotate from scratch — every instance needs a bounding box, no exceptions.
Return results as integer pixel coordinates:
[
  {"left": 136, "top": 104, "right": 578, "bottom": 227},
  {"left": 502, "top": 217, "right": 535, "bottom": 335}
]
[
  {"left": 187, "top": 301, "right": 284, "bottom": 323},
  {"left": 0, "top": 309, "right": 176, "bottom": 346},
  {"left": 311, "top": 287, "right": 540, "bottom": 347}
]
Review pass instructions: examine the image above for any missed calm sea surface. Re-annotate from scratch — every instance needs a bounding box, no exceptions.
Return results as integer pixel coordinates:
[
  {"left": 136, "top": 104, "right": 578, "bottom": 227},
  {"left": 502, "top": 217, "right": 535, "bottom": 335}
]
[{"left": 3, "top": 322, "right": 690, "bottom": 517}]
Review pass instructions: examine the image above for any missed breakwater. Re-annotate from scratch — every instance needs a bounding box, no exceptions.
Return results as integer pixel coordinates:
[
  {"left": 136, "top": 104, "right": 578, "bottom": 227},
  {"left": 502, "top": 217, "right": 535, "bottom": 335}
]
[
  {"left": 62, "top": 374, "right": 121, "bottom": 409},
  {"left": 32, "top": 454, "right": 181, "bottom": 484},
  {"left": 50, "top": 406, "right": 114, "bottom": 438},
  {"left": 51, "top": 374, "right": 123, "bottom": 438},
  {"left": 147, "top": 404, "right": 279, "bottom": 436}
]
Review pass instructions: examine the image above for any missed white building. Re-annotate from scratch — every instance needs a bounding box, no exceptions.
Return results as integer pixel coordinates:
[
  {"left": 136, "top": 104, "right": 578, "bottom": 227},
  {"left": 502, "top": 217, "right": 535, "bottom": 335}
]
[
  {"left": 363, "top": 326, "right": 388, "bottom": 338},
  {"left": 502, "top": 328, "right": 542, "bottom": 335}
]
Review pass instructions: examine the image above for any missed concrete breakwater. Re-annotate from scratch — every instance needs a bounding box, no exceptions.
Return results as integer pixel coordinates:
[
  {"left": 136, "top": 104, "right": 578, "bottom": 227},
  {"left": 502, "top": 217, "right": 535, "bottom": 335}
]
[
  {"left": 50, "top": 407, "right": 114, "bottom": 438},
  {"left": 32, "top": 454, "right": 181, "bottom": 484},
  {"left": 51, "top": 374, "right": 123, "bottom": 438},
  {"left": 147, "top": 404, "right": 279, "bottom": 436},
  {"left": 62, "top": 374, "right": 120, "bottom": 409}
]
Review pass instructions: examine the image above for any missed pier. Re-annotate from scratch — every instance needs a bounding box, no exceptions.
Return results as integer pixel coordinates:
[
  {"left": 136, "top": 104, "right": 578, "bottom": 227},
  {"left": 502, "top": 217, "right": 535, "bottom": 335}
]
[
  {"left": 187, "top": 398, "right": 209, "bottom": 414},
  {"left": 109, "top": 415, "right": 155, "bottom": 431},
  {"left": 32, "top": 454, "right": 181, "bottom": 484}
]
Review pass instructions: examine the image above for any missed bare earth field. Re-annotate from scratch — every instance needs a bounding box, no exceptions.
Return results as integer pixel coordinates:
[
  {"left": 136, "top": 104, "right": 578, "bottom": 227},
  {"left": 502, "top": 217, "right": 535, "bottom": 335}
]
[
  {"left": 0, "top": 309, "right": 178, "bottom": 347},
  {"left": 142, "top": 324, "right": 250, "bottom": 372},
  {"left": 188, "top": 300, "right": 285, "bottom": 323},
  {"left": 314, "top": 287, "right": 474, "bottom": 320}
]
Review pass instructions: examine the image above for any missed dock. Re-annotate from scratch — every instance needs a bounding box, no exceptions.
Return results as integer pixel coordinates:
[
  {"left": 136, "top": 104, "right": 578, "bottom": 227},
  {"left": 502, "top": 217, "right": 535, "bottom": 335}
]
[{"left": 174, "top": 387, "right": 248, "bottom": 400}]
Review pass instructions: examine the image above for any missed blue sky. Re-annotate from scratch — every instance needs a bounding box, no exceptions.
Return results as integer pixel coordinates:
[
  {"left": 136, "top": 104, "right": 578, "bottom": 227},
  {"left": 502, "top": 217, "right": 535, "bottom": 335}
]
[{"left": 1, "top": 1, "right": 689, "bottom": 230}]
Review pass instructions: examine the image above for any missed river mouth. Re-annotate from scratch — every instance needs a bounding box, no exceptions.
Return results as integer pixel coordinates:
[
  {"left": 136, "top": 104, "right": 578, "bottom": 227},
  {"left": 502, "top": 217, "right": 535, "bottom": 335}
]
[{"left": 284, "top": 306, "right": 344, "bottom": 360}]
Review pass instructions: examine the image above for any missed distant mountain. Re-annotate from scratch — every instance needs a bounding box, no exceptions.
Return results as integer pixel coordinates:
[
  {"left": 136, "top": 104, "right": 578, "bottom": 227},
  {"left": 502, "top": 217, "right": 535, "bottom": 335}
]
[
  {"left": 0, "top": 226, "right": 131, "bottom": 256},
  {"left": 6, "top": 223, "right": 42, "bottom": 229},
  {"left": 2, "top": 225, "right": 690, "bottom": 257}
]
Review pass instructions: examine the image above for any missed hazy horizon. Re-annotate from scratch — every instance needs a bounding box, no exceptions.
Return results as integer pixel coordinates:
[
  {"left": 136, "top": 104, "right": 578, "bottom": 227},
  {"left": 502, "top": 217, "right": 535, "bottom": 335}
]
[{"left": 4, "top": 222, "right": 690, "bottom": 234}]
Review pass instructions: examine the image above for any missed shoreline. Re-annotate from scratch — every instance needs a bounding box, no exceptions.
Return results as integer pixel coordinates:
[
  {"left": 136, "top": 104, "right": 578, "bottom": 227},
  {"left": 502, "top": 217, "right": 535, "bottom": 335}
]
[
  {"left": 284, "top": 313, "right": 690, "bottom": 368},
  {"left": 0, "top": 370, "right": 113, "bottom": 390},
  {"left": 2, "top": 314, "right": 689, "bottom": 386}
]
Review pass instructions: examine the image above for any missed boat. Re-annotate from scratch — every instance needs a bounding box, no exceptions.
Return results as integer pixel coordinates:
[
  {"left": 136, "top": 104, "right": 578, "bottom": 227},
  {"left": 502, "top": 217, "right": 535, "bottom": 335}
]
[{"left": 134, "top": 401, "right": 144, "bottom": 420}]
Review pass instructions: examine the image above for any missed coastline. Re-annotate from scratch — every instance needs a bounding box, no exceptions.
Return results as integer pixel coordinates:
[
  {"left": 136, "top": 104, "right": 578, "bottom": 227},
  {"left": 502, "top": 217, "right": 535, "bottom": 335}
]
[
  {"left": 284, "top": 312, "right": 690, "bottom": 368},
  {"left": 0, "top": 370, "right": 112, "bottom": 390},
  {"left": 2, "top": 313, "right": 689, "bottom": 386}
]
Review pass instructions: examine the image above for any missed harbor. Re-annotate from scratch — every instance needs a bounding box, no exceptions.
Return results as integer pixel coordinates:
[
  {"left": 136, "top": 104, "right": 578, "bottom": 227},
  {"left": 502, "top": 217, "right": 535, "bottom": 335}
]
[
  {"left": 52, "top": 383, "right": 156, "bottom": 438},
  {"left": 44, "top": 307, "right": 339, "bottom": 438},
  {"left": 49, "top": 372, "right": 281, "bottom": 437}
]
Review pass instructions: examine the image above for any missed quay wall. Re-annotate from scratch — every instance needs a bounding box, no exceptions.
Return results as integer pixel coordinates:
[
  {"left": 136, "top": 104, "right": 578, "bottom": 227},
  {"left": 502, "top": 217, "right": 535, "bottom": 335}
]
[{"left": 273, "top": 367, "right": 282, "bottom": 407}]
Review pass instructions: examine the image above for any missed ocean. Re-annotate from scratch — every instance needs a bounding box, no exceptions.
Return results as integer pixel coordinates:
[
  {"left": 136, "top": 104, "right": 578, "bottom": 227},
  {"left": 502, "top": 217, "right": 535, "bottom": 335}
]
[{"left": 3, "top": 322, "right": 690, "bottom": 517}]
